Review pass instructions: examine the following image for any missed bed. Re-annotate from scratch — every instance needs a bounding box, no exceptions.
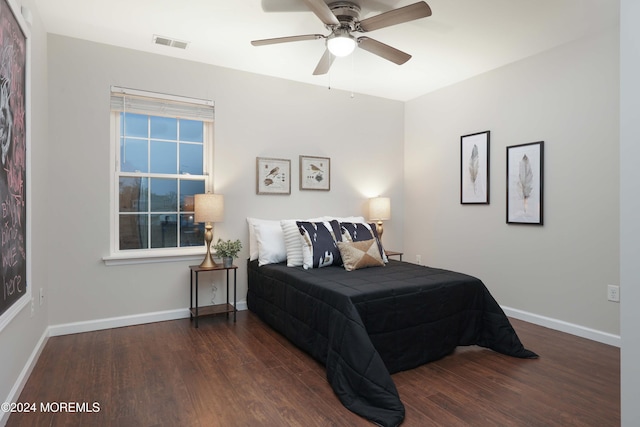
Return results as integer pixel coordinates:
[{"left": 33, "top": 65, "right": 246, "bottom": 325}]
[
  {"left": 247, "top": 257, "right": 537, "bottom": 427},
  {"left": 247, "top": 260, "right": 536, "bottom": 426}
]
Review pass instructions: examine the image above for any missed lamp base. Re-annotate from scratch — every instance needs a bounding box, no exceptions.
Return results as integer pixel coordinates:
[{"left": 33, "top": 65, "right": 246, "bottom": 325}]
[
  {"left": 199, "top": 223, "right": 218, "bottom": 268},
  {"left": 376, "top": 221, "right": 384, "bottom": 242},
  {"left": 199, "top": 253, "right": 218, "bottom": 269}
]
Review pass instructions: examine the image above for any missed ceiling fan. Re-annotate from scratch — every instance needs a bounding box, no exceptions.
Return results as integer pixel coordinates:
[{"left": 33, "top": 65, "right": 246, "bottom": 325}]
[{"left": 251, "top": 0, "right": 432, "bottom": 75}]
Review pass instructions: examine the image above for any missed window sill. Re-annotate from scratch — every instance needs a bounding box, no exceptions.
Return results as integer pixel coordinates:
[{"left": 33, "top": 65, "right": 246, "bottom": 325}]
[{"left": 103, "top": 248, "right": 206, "bottom": 266}]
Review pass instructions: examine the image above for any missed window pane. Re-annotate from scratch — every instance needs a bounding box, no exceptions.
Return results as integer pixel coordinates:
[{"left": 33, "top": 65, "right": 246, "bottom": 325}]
[
  {"left": 151, "top": 214, "right": 177, "bottom": 248},
  {"left": 119, "top": 177, "right": 148, "bottom": 212},
  {"left": 180, "top": 120, "right": 203, "bottom": 142},
  {"left": 150, "top": 140, "right": 177, "bottom": 174},
  {"left": 121, "top": 138, "right": 148, "bottom": 172},
  {"left": 150, "top": 116, "right": 177, "bottom": 140},
  {"left": 181, "top": 214, "right": 203, "bottom": 247},
  {"left": 119, "top": 214, "right": 148, "bottom": 250},
  {"left": 180, "top": 180, "right": 205, "bottom": 211},
  {"left": 179, "top": 143, "right": 203, "bottom": 175},
  {"left": 122, "top": 113, "right": 148, "bottom": 137},
  {"left": 150, "top": 178, "right": 177, "bottom": 212}
]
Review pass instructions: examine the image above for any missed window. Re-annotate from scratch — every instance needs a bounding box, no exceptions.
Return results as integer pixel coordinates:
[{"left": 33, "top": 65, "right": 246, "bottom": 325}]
[{"left": 109, "top": 87, "right": 214, "bottom": 261}]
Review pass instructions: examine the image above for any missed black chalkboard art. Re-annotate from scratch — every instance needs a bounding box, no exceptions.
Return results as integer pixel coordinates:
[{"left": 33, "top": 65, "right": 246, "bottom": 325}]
[{"left": 0, "top": 0, "right": 27, "bottom": 319}]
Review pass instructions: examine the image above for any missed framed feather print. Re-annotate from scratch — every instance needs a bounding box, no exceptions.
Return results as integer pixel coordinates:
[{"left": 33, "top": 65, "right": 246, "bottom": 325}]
[
  {"left": 507, "top": 141, "right": 544, "bottom": 225},
  {"left": 256, "top": 157, "right": 291, "bottom": 195},
  {"left": 461, "top": 131, "right": 490, "bottom": 204}
]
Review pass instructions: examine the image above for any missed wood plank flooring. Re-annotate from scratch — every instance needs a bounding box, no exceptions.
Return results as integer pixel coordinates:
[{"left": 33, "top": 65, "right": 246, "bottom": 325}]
[{"left": 7, "top": 311, "right": 619, "bottom": 426}]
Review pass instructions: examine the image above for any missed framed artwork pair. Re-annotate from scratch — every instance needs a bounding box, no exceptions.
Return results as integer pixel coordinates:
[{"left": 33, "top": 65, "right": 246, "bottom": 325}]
[
  {"left": 460, "top": 131, "right": 544, "bottom": 225},
  {"left": 256, "top": 155, "right": 330, "bottom": 195}
]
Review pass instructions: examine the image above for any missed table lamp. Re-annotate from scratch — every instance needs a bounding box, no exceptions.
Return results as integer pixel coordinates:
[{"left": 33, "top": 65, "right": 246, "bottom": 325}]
[
  {"left": 194, "top": 193, "right": 224, "bottom": 268},
  {"left": 369, "top": 197, "right": 391, "bottom": 241}
]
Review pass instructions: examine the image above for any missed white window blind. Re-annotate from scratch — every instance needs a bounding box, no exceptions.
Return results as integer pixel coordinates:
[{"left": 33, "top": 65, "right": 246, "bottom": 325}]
[{"left": 110, "top": 86, "right": 214, "bottom": 122}]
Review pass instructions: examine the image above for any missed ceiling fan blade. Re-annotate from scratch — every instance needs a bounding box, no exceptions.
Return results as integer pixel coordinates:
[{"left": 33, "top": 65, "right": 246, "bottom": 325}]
[
  {"left": 357, "top": 37, "right": 411, "bottom": 65},
  {"left": 313, "top": 49, "right": 336, "bottom": 75},
  {"left": 251, "top": 34, "right": 325, "bottom": 46},
  {"left": 302, "top": 0, "right": 340, "bottom": 26},
  {"left": 358, "top": 1, "right": 432, "bottom": 32}
]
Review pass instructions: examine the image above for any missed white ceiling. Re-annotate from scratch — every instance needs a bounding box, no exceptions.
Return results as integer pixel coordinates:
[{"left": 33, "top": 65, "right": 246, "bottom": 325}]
[{"left": 35, "top": 0, "right": 618, "bottom": 101}]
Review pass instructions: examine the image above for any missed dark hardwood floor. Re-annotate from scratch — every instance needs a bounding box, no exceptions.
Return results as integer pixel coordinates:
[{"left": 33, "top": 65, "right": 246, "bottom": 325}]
[{"left": 7, "top": 311, "right": 619, "bottom": 426}]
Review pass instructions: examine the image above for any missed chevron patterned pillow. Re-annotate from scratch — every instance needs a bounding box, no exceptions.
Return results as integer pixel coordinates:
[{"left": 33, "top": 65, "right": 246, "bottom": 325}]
[{"left": 337, "top": 239, "right": 385, "bottom": 271}]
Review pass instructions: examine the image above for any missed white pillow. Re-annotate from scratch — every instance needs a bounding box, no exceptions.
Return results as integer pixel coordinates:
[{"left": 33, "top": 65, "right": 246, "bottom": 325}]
[
  {"left": 254, "top": 221, "right": 287, "bottom": 266},
  {"left": 281, "top": 217, "right": 324, "bottom": 267},
  {"left": 247, "top": 218, "right": 281, "bottom": 261}
]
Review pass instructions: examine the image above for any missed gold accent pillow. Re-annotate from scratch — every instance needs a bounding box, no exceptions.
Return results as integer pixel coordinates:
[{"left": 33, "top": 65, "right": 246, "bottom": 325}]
[{"left": 337, "top": 239, "right": 385, "bottom": 271}]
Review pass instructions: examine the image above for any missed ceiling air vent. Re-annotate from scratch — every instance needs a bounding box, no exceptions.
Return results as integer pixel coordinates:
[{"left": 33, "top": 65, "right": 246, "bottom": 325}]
[{"left": 153, "top": 35, "right": 189, "bottom": 50}]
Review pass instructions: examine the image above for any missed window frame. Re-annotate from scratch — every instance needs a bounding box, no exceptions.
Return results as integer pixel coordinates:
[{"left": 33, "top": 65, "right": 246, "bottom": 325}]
[{"left": 104, "top": 87, "right": 215, "bottom": 266}]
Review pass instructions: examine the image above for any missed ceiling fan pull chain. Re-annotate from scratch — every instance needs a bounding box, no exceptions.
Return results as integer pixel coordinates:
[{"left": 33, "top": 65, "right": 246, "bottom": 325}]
[{"left": 350, "top": 52, "right": 355, "bottom": 99}]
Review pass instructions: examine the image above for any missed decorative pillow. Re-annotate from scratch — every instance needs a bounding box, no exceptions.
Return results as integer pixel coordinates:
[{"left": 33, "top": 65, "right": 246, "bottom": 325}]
[
  {"left": 337, "top": 239, "right": 385, "bottom": 271},
  {"left": 297, "top": 220, "right": 342, "bottom": 269},
  {"left": 247, "top": 218, "right": 281, "bottom": 261},
  {"left": 281, "top": 217, "right": 324, "bottom": 267},
  {"left": 254, "top": 221, "right": 287, "bottom": 266},
  {"left": 340, "top": 222, "right": 388, "bottom": 263}
]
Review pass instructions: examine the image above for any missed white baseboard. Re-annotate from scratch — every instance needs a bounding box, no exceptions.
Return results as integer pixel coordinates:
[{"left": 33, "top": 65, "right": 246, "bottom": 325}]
[
  {"left": 48, "top": 301, "right": 248, "bottom": 337},
  {"left": 0, "top": 329, "right": 49, "bottom": 427},
  {"left": 34, "top": 302, "right": 621, "bottom": 348},
  {"left": 502, "top": 306, "right": 621, "bottom": 348}
]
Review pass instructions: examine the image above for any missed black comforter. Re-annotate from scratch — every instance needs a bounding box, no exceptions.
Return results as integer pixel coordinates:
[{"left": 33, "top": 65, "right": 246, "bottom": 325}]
[{"left": 247, "top": 259, "right": 537, "bottom": 426}]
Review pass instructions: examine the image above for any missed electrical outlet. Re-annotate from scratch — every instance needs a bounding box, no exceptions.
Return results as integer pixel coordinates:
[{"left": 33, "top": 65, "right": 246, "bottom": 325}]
[
  {"left": 39, "top": 288, "right": 44, "bottom": 306},
  {"left": 607, "top": 285, "right": 620, "bottom": 302},
  {"left": 416, "top": 254, "right": 422, "bottom": 265}
]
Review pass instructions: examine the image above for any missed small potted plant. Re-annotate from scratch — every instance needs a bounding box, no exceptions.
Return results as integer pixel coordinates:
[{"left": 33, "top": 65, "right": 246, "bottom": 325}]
[{"left": 213, "top": 238, "right": 242, "bottom": 268}]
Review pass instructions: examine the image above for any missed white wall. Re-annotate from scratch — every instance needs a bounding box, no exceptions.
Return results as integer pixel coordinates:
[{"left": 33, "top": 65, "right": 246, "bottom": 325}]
[
  {"left": 404, "top": 27, "right": 620, "bottom": 336},
  {"left": 0, "top": 0, "right": 50, "bottom": 423},
  {"left": 45, "top": 34, "right": 405, "bottom": 326},
  {"left": 620, "top": 0, "right": 640, "bottom": 424}
]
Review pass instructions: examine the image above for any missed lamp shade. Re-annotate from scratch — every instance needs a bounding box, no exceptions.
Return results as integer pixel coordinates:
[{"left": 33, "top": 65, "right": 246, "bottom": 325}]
[
  {"left": 194, "top": 194, "right": 224, "bottom": 223},
  {"left": 369, "top": 197, "right": 391, "bottom": 221}
]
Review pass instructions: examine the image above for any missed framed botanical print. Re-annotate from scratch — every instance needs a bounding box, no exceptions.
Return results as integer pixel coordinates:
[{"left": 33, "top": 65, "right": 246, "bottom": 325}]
[
  {"left": 506, "top": 141, "right": 544, "bottom": 225},
  {"left": 461, "top": 131, "right": 490, "bottom": 204},
  {"left": 256, "top": 157, "right": 291, "bottom": 195},
  {"left": 299, "top": 155, "right": 330, "bottom": 191}
]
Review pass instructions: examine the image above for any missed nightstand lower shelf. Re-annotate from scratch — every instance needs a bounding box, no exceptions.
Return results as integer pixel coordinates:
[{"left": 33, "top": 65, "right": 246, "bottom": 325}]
[{"left": 190, "top": 303, "right": 235, "bottom": 319}]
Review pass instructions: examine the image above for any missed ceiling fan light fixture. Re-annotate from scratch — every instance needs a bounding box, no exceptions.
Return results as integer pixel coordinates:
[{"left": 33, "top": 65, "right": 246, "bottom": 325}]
[{"left": 327, "top": 31, "right": 356, "bottom": 57}]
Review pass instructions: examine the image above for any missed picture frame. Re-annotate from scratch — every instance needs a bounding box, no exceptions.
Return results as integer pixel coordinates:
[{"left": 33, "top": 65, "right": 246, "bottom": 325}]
[
  {"left": 460, "top": 131, "right": 490, "bottom": 204},
  {"left": 506, "top": 141, "right": 544, "bottom": 225},
  {"left": 0, "top": 0, "right": 29, "bottom": 330},
  {"left": 299, "top": 155, "right": 330, "bottom": 191},
  {"left": 256, "top": 157, "right": 291, "bottom": 195}
]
